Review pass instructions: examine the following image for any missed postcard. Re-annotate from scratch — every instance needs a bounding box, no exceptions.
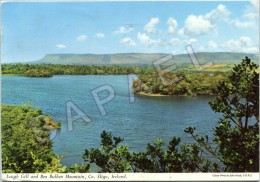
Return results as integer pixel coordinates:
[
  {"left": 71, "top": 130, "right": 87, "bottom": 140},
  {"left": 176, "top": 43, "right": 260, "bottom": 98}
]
[{"left": 1, "top": 0, "right": 259, "bottom": 181}]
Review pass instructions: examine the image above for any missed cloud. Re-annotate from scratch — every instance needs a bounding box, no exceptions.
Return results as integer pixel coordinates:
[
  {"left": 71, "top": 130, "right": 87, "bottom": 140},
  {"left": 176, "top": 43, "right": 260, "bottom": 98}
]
[
  {"left": 231, "top": 19, "right": 254, "bottom": 28},
  {"left": 180, "top": 4, "right": 230, "bottom": 36},
  {"left": 56, "top": 44, "right": 66, "bottom": 49},
  {"left": 181, "top": 15, "right": 215, "bottom": 36},
  {"left": 137, "top": 33, "right": 182, "bottom": 47},
  {"left": 120, "top": 37, "right": 136, "bottom": 47},
  {"left": 230, "top": 1, "right": 257, "bottom": 28},
  {"left": 167, "top": 17, "right": 178, "bottom": 34},
  {"left": 244, "top": 13, "right": 258, "bottom": 19},
  {"left": 178, "top": 28, "right": 185, "bottom": 36},
  {"left": 244, "top": 0, "right": 259, "bottom": 19},
  {"left": 197, "top": 41, "right": 219, "bottom": 52},
  {"left": 168, "top": 38, "right": 181, "bottom": 46},
  {"left": 186, "top": 38, "right": 198, "bottom": 45},
  {"left": 222, "top": 36, "right": 258, "bottom": 53},
  {"left": 77, "top": 35, "right": 88, "bottom": 41},
  {"left": 137, "top": 32, "right": 157, "bottom": 46},
  {"left": 205, "top": 4, "right": 230, "bottom": 22},
  {"left": 144, "top": 17, "right": 159, "bottom": 33},
  {"left": 137, "top": 33, "right": 150, "bottom": 45},
  {"left": 225, "top": 36, "right": 252, "bottom": 47},
  {"left": 250, "top": 0, "right": 259, "bottom": 9},
  {"left": 114, "top": 26, "right": 134, "bottom": 34},
  {"left": 207, "top": 40, "right": 218, "bottom": 49},
  {"left": 96, "top": 33, "right": 105, "bottom": 38}
]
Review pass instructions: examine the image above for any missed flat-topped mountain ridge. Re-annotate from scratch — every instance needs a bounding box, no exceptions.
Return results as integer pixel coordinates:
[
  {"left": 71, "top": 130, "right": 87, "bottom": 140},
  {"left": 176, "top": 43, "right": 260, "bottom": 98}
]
[{"left": 30, "top": 52, "right": 259, "bottom": 65}]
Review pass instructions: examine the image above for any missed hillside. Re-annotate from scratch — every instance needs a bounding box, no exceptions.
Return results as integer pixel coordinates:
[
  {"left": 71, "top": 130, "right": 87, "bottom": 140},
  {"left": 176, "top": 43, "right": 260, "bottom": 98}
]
[
  {"left": 31, "top": 53, "right": 166, "bottom": 65},
  {"left": 30, "top": 52, "right": 259, "bottom": 66}
]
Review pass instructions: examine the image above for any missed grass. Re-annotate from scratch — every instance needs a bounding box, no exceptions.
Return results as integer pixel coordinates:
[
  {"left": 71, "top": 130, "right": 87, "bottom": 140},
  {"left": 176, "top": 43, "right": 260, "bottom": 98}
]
[{"left": 184, "top": 64, "right": 234, "bottom": 72}]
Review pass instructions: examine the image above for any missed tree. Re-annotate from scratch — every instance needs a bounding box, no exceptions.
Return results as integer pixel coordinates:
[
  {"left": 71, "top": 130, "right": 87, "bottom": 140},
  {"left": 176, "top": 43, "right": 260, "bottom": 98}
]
[
  {"left": 209, "top": 56, "right": 259, "bottom": 171},
  {"left": 82, "top": 130, "right": 218, "bottom": 172},
  {"left": 132, "top": 69, "right": 226, "bottom": 96},
  {"left": 1, "top": 104, "right": 66, "bottom": 173},
  {"left": 186, "top": 56, "right": 259, "bottom": 172},
  {"left": 83, "top": 131, "right": 132, "bottom": 172}
]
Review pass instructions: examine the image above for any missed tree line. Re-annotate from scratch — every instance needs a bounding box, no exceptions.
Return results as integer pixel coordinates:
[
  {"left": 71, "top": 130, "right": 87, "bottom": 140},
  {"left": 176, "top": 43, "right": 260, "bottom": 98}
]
[
  {"left": 3, "top": 63, "right": 227, "bottom": 96},
  {"left": 1, "top": 57, "right": 259, "bottom": 172},
  {"left": 2, "top": 64, "right": 146, "bottom": 77},
  {"left": 132, "top": 70, "right": 227, "bottom": 96}
]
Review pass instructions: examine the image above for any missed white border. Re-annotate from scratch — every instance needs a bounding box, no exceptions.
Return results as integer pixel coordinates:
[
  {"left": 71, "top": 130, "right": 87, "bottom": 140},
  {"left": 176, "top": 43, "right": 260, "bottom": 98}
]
[
  {"left": 2, "top": 173, "right": 260, "bottom": 181},
  {"left": 1, "top": 1, "right": 259, "bottom": 182}
]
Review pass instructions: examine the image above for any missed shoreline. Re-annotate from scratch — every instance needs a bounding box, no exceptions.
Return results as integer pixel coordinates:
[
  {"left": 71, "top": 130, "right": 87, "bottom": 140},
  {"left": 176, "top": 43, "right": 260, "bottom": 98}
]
[
  {"left": 1, "top": 74, "right": 52, "bottom": 78},
  {"left": 1, "top": 74, "right": 20, "bottom": 76},
  {"left": 135, "top": 91, "right": 170, "bottom": 97},
  {"left": 135, "top": 91, "right": 218, "bottom": 97}
]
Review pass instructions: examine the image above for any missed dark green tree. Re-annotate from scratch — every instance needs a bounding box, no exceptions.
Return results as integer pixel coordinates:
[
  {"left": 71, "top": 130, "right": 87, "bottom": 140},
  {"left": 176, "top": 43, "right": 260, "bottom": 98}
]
[
  {"left": 83, "top": 131, "right": 132, "bottom": 172},
  {"left": 1, "top": 104, "right": 66, "bottom": 173},
  {"left": 82, "top": 130, "right": 219, "bottom": 172},
  {"left": 209, "top": 56, "right": 259, "bottom": 172},
  {"left": 186, "top": 56, "right": 259, "bottom": 172},
  {"left": 128, "top": 137, "right": 212, "bottom": 172}
]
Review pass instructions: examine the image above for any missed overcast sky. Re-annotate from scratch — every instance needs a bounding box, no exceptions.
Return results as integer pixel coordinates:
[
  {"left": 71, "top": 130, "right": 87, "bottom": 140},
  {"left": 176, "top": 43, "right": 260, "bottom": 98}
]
[{"left": 1, "top": 0, "right": 259, "bottom": 63}]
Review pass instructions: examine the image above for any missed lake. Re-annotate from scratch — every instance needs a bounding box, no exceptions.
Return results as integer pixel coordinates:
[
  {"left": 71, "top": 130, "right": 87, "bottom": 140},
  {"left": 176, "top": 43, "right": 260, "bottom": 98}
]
[{"left": 1, "top": 75, "right": 221, "bottom": 166}]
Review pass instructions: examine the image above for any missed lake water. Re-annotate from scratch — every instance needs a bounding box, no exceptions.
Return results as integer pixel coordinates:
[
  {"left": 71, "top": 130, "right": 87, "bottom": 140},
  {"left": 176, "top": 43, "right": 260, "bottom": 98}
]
[{"left": 1, "top": 75, "right": 221, "bottom": 166}]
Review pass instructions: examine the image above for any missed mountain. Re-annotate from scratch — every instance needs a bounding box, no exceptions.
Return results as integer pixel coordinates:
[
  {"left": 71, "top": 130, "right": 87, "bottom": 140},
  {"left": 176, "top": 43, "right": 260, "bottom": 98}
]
[
  {"left": 31, "top": 53, "right": 166, "bottom": 65},
  {"left": 30, "top": 52, "right": 259, "bottom": 66}
]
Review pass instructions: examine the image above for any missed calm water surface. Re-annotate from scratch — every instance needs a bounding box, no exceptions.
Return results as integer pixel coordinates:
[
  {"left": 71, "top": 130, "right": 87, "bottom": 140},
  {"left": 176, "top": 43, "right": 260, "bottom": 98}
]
[{"left": 1, "top": 75, "right": 221, "bottom": 166}]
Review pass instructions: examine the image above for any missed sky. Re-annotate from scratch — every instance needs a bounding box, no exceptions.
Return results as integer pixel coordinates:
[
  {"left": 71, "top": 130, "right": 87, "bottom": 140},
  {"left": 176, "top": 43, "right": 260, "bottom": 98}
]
[{"left": 1, "top": 0, "right": 259, "bottom": 63}]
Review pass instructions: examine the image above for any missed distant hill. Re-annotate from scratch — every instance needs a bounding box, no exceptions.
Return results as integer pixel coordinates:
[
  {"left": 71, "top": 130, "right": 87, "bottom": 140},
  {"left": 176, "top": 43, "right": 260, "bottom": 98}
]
[{"left": 30, "top": 52, "right": 259, "bottom": 66}]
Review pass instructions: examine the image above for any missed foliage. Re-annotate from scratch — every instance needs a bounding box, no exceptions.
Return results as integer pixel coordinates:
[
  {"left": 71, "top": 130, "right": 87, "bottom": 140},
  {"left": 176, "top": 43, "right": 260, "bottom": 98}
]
[
  {"left": 133, "top": 70, "right": 226, "bottom": 96},
  {"left": 83, "top": 131, "right": 132, "bottom": 172},
  {"left": 185, "top": 57, "right": 259, "bottom": 172},
  {"left": 2, "top": 64, "right": 145, "bottom": 76},
  {"left": 24, "top": 69, "right": 53, "bottom": 77},
  {"left": 64, "top": 163, "right": 90, "bottom": 173},
  {"left": 128, "top": 137, "right": 207, "bottom": 172},
  {"left": 82, "top": 130, "right": 220, "bottom": 173},
  {"left": 1, "top": 104, "right": 66, "bottom": 173},
  {"left": 209, "top": 56, "right": 259, "bottom": 172}
]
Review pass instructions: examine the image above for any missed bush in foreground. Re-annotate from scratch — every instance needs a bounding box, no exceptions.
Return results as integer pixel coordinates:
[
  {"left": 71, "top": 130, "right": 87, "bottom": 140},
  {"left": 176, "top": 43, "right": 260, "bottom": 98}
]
[{"left": 1, "top": 104, "right": 65, "bottom": 173}]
